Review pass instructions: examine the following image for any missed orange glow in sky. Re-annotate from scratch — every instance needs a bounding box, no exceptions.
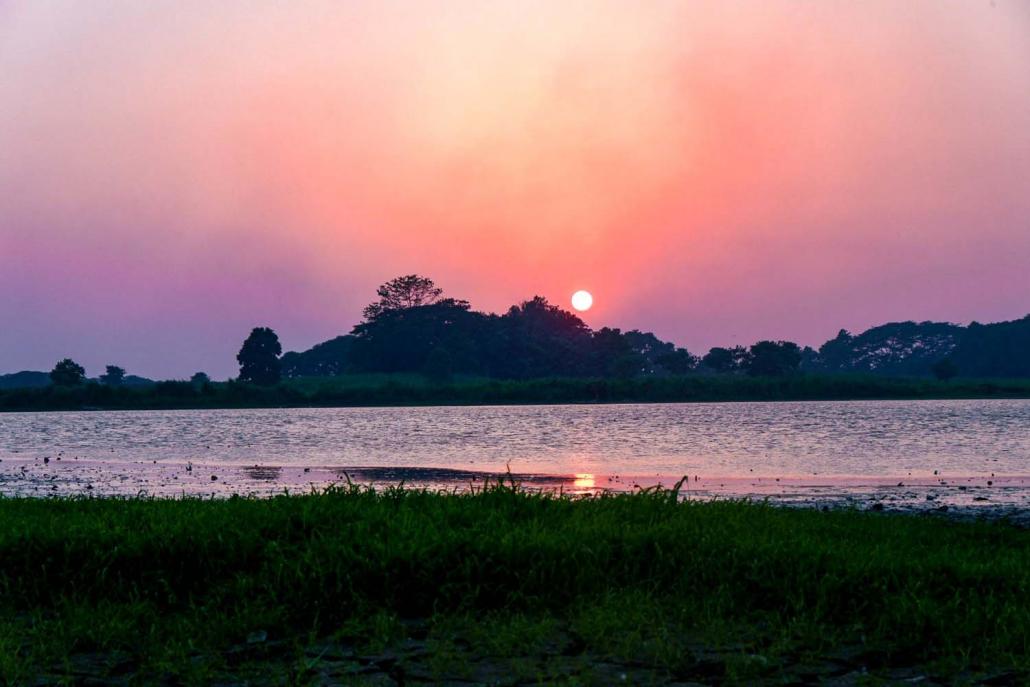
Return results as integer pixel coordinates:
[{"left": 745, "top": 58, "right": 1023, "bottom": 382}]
[{"left": 1, "top": 1, "right": 1029, "bottom": 377}]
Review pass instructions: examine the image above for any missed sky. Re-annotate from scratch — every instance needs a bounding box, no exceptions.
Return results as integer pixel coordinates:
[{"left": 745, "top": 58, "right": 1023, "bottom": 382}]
[{"left": 1, "top": 1, "right": 1029, "bottom": 379}]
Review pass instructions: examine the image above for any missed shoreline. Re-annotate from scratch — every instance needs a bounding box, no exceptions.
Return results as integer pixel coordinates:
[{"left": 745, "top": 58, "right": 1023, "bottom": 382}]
[
  {"left": 4, "top": 391, "right": 1030, "bottom": 414},
  {"left": 3, "top": 457, "right": 1029, "bottom": 525},
  {"left": 4, "top": 373, "right": 1029, "bottom": 412}
]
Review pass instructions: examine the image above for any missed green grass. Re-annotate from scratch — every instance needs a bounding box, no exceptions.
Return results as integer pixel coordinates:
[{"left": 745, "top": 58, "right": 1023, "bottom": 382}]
[
  {"left": 1, "top": 484, "right": 1028, "bottom": 683},
  {"left": 3, "top": 372, "right": 1029, "bottom": 411}
]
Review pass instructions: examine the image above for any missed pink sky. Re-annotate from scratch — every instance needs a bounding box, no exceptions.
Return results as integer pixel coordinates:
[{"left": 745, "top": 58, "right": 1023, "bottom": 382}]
[{"left": 2, "top": 1, "right": 1029, "bottom": 379}]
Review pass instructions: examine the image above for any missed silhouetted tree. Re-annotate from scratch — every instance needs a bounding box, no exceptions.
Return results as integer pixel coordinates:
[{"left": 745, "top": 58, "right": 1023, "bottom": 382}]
[
  {"left": 363, "top": 275, "right": 444, "bottom": 321},
  {"left": 100, "top": 365, "right": 126, "bottom": 386},
  {"left": 950, "top": 315, "right": 1030, "bottom": 378},
  {"left": 931, "top": 357, "right": 959, "bottom": 381},
  {"left": 493, "top": 297, "right": 593, "bottom": 378},
  {"left": 50, "top": 359, "right": 86, "bottom": 386},
  {"left": 746, "top": 341, "right": 802, "bottom": 377},
  {"left": 655, "top": 348, "right": 697, "bottom": 375},
  {"left": 190, "top": 372, "right": 211, "bottom": 386},
  {"left": 813, "top": 322, "right": 962, "bottom": 376},
  {"left": 621, "top": 330, "right": 697, "bottom": 375},
  {"left": 702, "top": 347, "right": 747, "bottom": 373},
  {"left": 280, "top": 336, "right": 354, "bottom": 377},
  {"left": 237, "top": 327, "right": 282, "bottom": 385},
  {"left": 591, "top": 327, "right": 642, "bottom": 378},
  {"left": 351, "top": 298, "right": 481, "bottom": 374}
]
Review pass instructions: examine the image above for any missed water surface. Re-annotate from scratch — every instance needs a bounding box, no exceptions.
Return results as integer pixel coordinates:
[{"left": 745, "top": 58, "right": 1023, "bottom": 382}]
[{"left": 2, "top": 400, "right": 1028, "bottom": 507}]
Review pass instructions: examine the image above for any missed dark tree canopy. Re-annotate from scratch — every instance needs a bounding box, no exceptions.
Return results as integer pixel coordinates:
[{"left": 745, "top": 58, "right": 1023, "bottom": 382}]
[
  {"left": 746, "top": 341, "right": 802, "bottom": 377},
  {"left": 281, "top": 336, "right": 354, "bottom": 378},
  {"left": 422, "top": 346, "right": 455, "bottom": 383},
  {"left": 702, "top": 346, "right": 747, "bottom": 373},
  {"left": 351, "top": 299, "right": 481, "bottom": 374},
  {"left": 276, "top": 276, "right": 1030, "bottom": 384},
  {"left": 50, "top": 359, "right": 86, "bottom": 387},
  {"left": 931, "top": 357, "right": 959, "bottom": 381},
  {"left": 237, "top": 327, "right": 282, "bottom": 386},
  {"left": 100, "top": 365, "right": 125, "bottom": 386},
  {"left": 362, "top": 275, "right": 444, "bottom": 321},
  {"left": 622, "top": 330, "right": 697, "bottom": 375},
  {"left": 190, "top": 372, "right": 211, "bottom": 386},
  {"left": 494, "top": 297, "right": 593, "bottom": 378},
  {"left": 655, "top": 348, "right": 698, "bottom": 375}
]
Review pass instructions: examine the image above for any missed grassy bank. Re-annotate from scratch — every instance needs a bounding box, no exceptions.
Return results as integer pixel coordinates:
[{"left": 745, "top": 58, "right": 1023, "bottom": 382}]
[
  {"left": 3, "top": 372, "right": 1030, "bottom": 411},
  {"left": 1, "top": 485, "right": 1028, "bottom": 684}
]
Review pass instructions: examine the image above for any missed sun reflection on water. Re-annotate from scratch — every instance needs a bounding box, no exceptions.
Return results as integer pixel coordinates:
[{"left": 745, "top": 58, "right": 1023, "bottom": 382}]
[{"left": 573, "top": 473, "right": 595, "bottom": 489}]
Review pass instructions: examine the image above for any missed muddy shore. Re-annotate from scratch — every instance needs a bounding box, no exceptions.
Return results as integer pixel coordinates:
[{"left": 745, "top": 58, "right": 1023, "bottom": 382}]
[{"left": 3, "top": 456, "right": 1028, "bottom": 527}]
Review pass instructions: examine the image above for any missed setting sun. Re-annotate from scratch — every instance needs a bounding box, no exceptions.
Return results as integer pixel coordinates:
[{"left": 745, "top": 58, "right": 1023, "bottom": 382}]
[{"left": 571, "top": 290, "right": 593, "bottom": 312}]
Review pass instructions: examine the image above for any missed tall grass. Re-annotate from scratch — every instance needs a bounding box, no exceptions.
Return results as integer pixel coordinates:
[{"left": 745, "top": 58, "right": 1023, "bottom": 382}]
[
  {"left": 2, "top": 373, "right": 1028, "bottom": 411},
  {"left": 0, "top": 485, "right": 1027, "bottom": 679}
]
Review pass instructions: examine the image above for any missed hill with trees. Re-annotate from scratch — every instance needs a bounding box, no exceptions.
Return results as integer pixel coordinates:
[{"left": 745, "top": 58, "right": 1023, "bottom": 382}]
[
  {"left": 1, "top": 276, "right": 1027, "bottom": 407},
  {"left": 278, "top": 275, "right": 1029, "bottom": 382},
  {"left": 805, "top": 316, "right": 1030, "bottom": 379}
]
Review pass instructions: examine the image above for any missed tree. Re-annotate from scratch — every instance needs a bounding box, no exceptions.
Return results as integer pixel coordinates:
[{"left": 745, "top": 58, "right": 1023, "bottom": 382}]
[
  {"left": 931, "top": 357, "right": 958, "bottom": 381},
  {"left": 351, "top": 299, "right": 481, "bottom": 374},
  {"left": 280, "top": 336, "right": 354, "bottom": 377},
  {"left": 590, "top": 327, "right": 642, "bottom": 378},
  {"left": 50, "top": 359, "right": 86, "bottom": 386},
  {"left": 702, "top": 347, "right": 747, "bottom": 373},
  {"left": 237, "top": 327, "right": 282, "bottom": 385},
  {"left": 362, "top": 275, "right": 444, "bottom": 321},
  {"left": 100, "top": 365, "right": 126, "bottom": 386},
  {"left": 746, "top": 341, "right": 802, "bottom": 377},
  {"left": 190, "top": 372, "right": 211, "bottom": 386},
  {"left": 494, "top": 297, "right": 593, "bottom": 378},
  {"left": 655, "top": 348, "right": 697, "bottom": 375}
]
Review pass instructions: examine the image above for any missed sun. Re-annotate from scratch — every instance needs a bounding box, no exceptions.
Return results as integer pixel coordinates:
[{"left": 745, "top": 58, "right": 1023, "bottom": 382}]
[{"left": 571, "top": 290, "right": 593, "bottom": 312}]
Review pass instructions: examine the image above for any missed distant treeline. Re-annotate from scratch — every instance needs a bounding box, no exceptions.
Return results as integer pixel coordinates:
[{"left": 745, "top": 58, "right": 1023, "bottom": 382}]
[
  {"left": 2, "top": 275, "right": 1028, "bottom": 403},
  {"left": 278, "top": 276, "right": 1030, "bottom": 382},
  {"left": 2, "top": 374, "right": 1028, "bottom": 412}
]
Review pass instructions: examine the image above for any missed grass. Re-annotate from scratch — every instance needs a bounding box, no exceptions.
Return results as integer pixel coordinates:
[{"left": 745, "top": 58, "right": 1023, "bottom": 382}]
[
  {"left": 1, "top": 483, "right": 1028, "bottom": 683},
  {"left": 2, "top": 372, "right": 1029, "bottom": 411}
]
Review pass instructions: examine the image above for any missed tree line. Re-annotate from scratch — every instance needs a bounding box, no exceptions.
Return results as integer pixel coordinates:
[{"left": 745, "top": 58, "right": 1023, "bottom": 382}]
[
  {"left": 34, "top": 274, "right": 1029, "bottom": 388},
  {"left": 238, "top": 275, "right": 809, "bottom": 385}
]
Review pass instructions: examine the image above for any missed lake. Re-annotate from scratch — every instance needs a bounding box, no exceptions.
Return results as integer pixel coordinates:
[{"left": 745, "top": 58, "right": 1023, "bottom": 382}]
[{"left": 2, "top": 399, "right": 1029, "bottom": 508}]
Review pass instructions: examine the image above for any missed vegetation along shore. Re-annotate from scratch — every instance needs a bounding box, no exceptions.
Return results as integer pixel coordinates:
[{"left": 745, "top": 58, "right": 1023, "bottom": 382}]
[
  {"left": 1, "top": 484, "right": 1027, "bottom": 685},
  {"left": 1, "top": 373, "right": 1029, "bottom": 412},
  {"left": 3, "top": 277, "right": 1029, "bottom": 411}
]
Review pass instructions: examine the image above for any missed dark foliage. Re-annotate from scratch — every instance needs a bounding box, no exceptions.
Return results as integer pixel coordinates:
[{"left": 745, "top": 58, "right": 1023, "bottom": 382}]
[
  {"left": 340, "top": 278, "right": 696, "bottom": 380},
  {"left": 351, "top": 298, "right": 482, "bottom": 375},
  {"left": 950, "top": 315, "right": 1030, "bottom": 378},
  {"left": 281, "top": 336, "right": 354, "bottom": 377},
  {"left": 932, "top": 357, "right": 959, "bottom": 381},
  {"left": 702, "top": 346, "right": 748, "bottom": 373},
  {"left": 1, "top": 488, "right": 1028, "bottom": 682},
  {"left": 100, "top": 365, "right": 125, "bottom": 386},
  {"left": 745, "top": 341, "right": 802, "bottom": 377},
  {"left": 362, "top": 274, "right": 444, "bottom": 321},
  {"left": 812, "top": 322, "right": 962, "bottom": 375},
  {"left": 0, "top": 371, "right": 51, "bottom": 389},
  {"left": 807, "top": 316, "right": 1030, "bottom": 378},
  {"left": 236, "top": 327, "right": 282, "bottom": 386},
  {"left": 49, "top": 359, "right": 86, "bottom": 387},
  {"left": 2, "top": 374, "right": 1027, "bottom": 412}
]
